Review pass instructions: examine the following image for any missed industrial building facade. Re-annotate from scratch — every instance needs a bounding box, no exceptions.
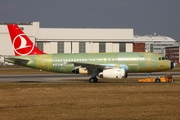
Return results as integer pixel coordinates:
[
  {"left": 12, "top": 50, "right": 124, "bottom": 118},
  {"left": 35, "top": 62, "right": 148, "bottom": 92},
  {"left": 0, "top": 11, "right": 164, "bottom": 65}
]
[
  {"left": 134, "top": 35, "right": 176, "bottom": 56},
  {"left": 36, "top": 28, "right": 134, "bottom": 54},
  {"left": 165, "top": 46, "right": 180, "bottom": 63},
  {"left": 133, "top": 43, "right": 146, "bottom": 52},
  {"left": 0, "top": 22, "right": 133, "bottom": 56}
]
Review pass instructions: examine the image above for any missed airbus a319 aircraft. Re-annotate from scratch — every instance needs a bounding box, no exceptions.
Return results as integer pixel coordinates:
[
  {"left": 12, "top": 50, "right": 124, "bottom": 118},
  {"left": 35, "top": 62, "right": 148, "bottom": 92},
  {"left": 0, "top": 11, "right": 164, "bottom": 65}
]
[{"left": 5, "top": 24, "right": 176, "bottom": 83}]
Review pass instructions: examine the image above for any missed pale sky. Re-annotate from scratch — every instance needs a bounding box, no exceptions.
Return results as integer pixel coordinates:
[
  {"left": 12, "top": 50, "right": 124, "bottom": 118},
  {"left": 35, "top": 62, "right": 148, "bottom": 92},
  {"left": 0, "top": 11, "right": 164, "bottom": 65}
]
[{"left": 0, "top": 0, "right": 180, "bottom": 40}]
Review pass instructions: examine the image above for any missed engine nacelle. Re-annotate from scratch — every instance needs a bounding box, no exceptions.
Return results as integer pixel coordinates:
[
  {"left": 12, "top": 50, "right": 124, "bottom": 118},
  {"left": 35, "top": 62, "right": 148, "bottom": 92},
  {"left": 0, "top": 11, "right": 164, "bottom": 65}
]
[{"left": 98, "top": 68, "right": 126, "bottom": 79}]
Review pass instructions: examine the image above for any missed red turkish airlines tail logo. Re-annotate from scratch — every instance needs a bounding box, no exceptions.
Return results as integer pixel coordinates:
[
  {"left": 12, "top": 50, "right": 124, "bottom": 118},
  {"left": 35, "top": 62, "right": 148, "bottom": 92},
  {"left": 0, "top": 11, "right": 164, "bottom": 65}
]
[
  {"left": 7, "top": 24, "right": 45, "bottom": 56},
  {"left": 13, "top": 34, "right": 35, "bottom": 56}
]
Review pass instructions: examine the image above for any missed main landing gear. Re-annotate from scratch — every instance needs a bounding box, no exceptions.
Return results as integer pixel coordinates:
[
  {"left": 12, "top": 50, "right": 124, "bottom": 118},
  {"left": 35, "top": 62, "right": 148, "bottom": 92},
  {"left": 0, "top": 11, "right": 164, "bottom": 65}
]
[
  {"left": 147, "top": 72, "right": 151, "bottom": 78},
  {"left": 89, "top": 76, "right": 98, "bottom": 83}
]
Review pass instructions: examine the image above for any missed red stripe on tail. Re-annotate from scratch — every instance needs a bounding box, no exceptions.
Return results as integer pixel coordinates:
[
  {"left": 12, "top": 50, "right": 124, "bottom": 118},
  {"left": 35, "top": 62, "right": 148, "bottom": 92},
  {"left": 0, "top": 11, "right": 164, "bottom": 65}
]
[{"left": 7, "top": 24, "right": 45, "bottom": 56}]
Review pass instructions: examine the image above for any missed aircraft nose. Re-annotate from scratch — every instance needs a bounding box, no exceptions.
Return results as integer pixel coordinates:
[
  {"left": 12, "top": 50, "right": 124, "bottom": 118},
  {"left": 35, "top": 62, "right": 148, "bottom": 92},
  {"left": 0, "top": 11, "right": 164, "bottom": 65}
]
[{"left": 170, "top": 61, "right": 176, "bottom": 69}]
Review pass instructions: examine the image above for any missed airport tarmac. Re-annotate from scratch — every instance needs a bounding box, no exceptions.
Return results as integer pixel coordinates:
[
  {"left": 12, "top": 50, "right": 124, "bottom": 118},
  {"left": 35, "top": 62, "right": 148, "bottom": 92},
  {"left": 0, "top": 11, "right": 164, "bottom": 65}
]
[{"left": 0, "top": 72, "right": 179, "bottom": 83}]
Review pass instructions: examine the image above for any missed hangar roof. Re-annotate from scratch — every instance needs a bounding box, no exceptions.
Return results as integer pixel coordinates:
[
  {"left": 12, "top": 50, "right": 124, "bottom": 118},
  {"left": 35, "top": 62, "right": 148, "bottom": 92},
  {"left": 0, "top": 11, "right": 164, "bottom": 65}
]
[{"left": 134, "top": 35, "right": 175, "bottom": 42}]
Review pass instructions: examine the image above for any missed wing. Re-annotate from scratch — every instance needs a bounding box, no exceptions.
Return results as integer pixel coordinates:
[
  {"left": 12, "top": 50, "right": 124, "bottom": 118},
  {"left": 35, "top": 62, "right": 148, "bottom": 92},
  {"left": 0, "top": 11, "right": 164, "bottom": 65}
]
[
  {"left": 70, "top": 62, "right": 104, "bottom": 68},
  {"left": 68, "top": 62, "right": 117, "bottom": 71},
  {"left": 69, "top": 62, "right": 128, "bottom": 78}
]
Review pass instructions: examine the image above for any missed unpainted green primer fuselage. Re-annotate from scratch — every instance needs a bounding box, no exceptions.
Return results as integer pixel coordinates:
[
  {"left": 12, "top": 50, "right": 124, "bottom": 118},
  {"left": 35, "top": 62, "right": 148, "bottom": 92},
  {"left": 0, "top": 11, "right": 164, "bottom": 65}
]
[{"left": 6, "top": 52, "right": 172, "bottom": 74}]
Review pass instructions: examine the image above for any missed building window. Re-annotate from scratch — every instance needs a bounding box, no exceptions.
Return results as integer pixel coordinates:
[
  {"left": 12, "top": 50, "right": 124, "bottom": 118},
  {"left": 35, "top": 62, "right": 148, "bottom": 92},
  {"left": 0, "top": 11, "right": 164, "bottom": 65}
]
[
  {"left": 36, "top": 42, "right": 44, "bottom": 51},
  {"left": 119, "top": 43, "right": 126, "bottom": 52},
  {"left": 79, "top": 42, "right": 86, "bottom": 53},
  {"left": 99, "top": 42, "right": 106, "bottom": 52},
  {"left": 57, "top": 42, "right": 64, "bottom": 53},
  {"left": 150, "top": 44, "right": 153, "bottom": 52}
]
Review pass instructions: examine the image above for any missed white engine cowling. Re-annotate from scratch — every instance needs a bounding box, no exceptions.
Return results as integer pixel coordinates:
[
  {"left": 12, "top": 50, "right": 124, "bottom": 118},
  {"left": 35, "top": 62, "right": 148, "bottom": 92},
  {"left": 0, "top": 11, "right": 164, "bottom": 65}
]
[{"left": 98, "top": 68, "right": 126, "bottom": 79}]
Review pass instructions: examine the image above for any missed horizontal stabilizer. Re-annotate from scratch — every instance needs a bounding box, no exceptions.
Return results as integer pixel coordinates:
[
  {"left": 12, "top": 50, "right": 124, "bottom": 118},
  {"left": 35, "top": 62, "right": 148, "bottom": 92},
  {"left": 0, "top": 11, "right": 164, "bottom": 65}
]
[{"left": 5, "top": 57, "right": 30, "bottom": 65}]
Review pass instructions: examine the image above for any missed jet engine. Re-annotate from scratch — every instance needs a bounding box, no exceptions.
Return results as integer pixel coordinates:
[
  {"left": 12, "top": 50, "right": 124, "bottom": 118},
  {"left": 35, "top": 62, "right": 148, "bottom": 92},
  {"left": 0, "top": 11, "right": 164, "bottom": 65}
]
[{"left": 98, "top": 68, "right": 126, "bottom": 79}]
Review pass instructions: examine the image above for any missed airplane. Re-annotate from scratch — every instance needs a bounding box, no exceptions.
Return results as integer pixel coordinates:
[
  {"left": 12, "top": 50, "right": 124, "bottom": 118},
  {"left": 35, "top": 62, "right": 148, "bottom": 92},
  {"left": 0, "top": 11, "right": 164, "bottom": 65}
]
[{"left": 5, "top": 24, "right": 176, "bottom": 83}]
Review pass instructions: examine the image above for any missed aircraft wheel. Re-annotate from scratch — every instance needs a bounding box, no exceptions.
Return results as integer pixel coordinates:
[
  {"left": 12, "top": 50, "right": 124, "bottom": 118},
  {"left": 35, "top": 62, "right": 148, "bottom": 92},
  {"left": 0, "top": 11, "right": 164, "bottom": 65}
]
[
  {"left": 155, "top": 79, "right": 160, "bottom": 83},
  {"left": 89, "top": 77, "right": 98, "bottom": 83},
  {"left": 89, "top": 77, "right": 95, "bottom": 83},
  {"left": 94, "top": 77, "right": 98, "bottom": 82}
]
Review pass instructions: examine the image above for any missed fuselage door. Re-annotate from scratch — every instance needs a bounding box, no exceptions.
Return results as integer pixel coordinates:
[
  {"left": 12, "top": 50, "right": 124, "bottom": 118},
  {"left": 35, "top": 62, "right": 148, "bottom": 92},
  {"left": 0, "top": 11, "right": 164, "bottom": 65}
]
[
  {"left": 139, "top": 53, "right": 152, "bottom": 72},
  {"left": 40, "top": 55, "right": 47, "bottom": 67},
  {"left": 146, "top": 53, "right": 152, "bottom": 69}
]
